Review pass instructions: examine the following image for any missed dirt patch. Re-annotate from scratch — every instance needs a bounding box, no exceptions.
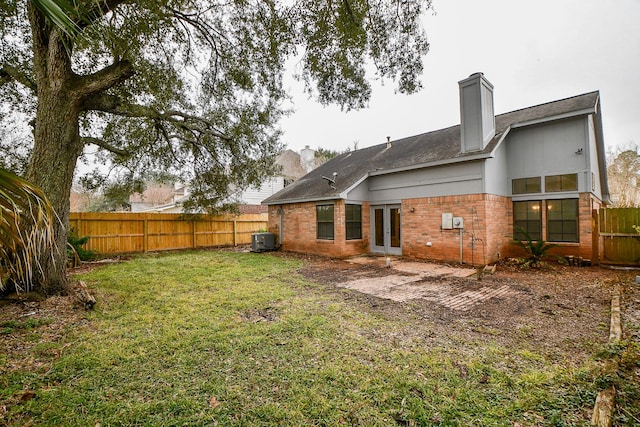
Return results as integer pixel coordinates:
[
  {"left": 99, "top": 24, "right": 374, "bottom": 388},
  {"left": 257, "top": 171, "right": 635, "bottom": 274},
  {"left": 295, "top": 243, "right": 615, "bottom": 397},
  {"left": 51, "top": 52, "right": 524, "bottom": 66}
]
[
  {"left": 295, "top": 254, "right": 639, "bottom": 361},
  {"left": 0, "top": 295, "right": 87, "bottom": 374}
]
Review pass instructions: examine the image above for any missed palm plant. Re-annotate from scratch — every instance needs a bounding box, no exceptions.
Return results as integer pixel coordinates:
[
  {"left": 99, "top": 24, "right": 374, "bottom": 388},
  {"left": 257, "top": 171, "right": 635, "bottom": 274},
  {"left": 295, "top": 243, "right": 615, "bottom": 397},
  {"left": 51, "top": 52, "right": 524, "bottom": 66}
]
[
  {"left": 513, "top": 226, "right": 558, "bottom": 267},
  {"left": 30, "top": 0, "right": 84, "bottom": 38},
  {"left": 0, "top": 168, "right": 57, "bottom": 293}
]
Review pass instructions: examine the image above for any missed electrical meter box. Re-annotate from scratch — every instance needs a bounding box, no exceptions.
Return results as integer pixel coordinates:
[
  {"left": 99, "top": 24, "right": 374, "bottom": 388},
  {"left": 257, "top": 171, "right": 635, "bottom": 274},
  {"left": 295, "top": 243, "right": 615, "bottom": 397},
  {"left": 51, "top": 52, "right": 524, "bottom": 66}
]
[
  {"left": 452, "top": 217, "right": 464, "bottom": 229},
  {"left": 441, "top": 213, "right": 453, "bottom": 229}
]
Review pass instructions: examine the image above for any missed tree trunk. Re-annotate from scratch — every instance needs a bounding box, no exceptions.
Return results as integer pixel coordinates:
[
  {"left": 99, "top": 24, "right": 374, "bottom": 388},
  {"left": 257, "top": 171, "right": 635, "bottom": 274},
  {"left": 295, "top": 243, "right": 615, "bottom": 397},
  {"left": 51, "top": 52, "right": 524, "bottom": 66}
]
[
  {"left": 26, "top": 5, "right": 84, "bottom": 295},
  {"left": 26, "top": 93, "right": 83, "bottom": 294},
  {"left": 26, "top": 93, "right": 83, "bottom": 295}
]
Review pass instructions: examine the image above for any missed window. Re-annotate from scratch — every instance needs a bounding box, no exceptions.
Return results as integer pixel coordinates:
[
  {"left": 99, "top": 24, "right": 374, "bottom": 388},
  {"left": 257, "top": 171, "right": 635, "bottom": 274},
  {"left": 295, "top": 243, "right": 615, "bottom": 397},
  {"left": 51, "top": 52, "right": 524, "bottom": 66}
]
[
  {"left": 345, "top": 204, "right": 362, "bottom": 240},
  {"left": 545, "top": 173, "right": 578, "bottom": 192},
  {"left": 512, "top": 177, "right": 541, "bottom": 194},
  {"left": 547, "top": 199, "right": 578, "bottom": 242},
  {"left": 316, "top": 204, "right": 334, "bottom": 240},
  {"left": 513, "top": 201, "right": 542, "bottom": 241}
]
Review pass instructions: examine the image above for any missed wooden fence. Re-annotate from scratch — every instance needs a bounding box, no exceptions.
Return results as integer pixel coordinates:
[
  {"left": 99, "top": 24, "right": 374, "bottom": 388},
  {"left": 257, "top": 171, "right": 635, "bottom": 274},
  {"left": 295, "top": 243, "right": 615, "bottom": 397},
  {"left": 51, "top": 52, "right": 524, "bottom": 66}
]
[
  {"left": 69, "top": 212, "right": 267, "bottom": 255},
  {"left": 599, "top": 208, "right": 640, "bottom": 265}
]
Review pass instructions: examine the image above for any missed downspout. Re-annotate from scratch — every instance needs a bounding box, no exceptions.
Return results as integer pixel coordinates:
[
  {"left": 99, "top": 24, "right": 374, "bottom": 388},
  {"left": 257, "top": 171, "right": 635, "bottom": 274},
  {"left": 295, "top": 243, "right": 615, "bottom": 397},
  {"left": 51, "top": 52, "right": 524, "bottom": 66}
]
[
  {"left": 460, "top": 228, "right": 463, "bottom": 264},
  {"left": 278, "top": 206, "right": 284, "bottom": 247}
]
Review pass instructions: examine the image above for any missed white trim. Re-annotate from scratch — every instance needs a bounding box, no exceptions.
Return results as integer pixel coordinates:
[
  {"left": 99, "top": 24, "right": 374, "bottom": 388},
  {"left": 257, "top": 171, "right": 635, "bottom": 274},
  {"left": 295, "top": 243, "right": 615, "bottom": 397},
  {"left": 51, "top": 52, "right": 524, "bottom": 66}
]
[
  {"left": 339, "top": 174, "right": 369, "bottom": 199},
  {"left": 510, "top": 108, "right": 595, "bottom": 129}
]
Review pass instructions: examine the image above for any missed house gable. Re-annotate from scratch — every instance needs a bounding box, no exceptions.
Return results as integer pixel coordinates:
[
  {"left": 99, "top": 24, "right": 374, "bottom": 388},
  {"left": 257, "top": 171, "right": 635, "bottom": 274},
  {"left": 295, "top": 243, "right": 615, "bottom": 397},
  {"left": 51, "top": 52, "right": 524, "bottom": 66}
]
[
  {"left": 263, "top": 90, "right": 604, "bottom": 206},
  {"left": 265, "top": 75, "right": 607, "bottom": 266}
]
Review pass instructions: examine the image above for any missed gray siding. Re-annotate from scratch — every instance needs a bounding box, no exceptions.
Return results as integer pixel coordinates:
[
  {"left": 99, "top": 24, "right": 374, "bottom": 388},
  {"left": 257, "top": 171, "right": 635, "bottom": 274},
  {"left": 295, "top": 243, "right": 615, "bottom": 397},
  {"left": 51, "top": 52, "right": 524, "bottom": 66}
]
[
  {"left": 459, "top": 73, "right": 495, "bottom": 152},
  {"left": 484, "top": 138, "right": 510, "bottom": 195},
  {"left": 507, "top": 117, "right": 589, "bottom": 195},
  {"left": 367, "top": 162, "right": 483, "bottom": 203},
  {"left": 587, "top": 115, "right": 603, "bottom": 199},
  {"left": 345, "top": 179, "right": 369, "bottom": 202}
]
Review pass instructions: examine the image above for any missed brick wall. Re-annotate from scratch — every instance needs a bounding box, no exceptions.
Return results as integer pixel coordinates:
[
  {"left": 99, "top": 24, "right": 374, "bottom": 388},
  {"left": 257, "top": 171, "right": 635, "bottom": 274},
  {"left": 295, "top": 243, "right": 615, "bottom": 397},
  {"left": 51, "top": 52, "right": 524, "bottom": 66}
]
[
  {"left": 268, "top": 192, "right": 599, "bottom": 265},
  {"left": 268, "top": 200, "right": 369, "bottom": 258},
  {"left": 505, "top": 193, "right": 598, "bottom": 262},
  {"left": 402, "top": 194, "right": 512, "bottom": 265}
]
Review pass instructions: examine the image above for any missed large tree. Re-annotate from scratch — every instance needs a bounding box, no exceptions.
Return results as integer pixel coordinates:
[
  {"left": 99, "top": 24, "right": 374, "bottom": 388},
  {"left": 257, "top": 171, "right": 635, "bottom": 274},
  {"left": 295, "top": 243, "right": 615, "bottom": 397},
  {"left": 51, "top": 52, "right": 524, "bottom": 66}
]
[
  {"left": 607, "top": 144, "right": 640, "bottom": 207},
  {"left": 0, "top": 0, "right": 431, "bottom": 294}
]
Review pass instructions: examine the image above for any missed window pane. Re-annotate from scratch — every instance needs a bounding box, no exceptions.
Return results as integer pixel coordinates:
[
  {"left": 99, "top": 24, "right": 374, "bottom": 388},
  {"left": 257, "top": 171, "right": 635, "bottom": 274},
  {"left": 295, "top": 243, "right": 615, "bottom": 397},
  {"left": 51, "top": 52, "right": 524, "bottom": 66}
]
[
  {"left": 345, "top": 204, "right": 362, "bottom": 240},
  {"left": 512, "top": 177, "right": 541, "bottom": 194},
  {"left": 562, "top": 174, "right": 578, "bottom": 190},
  {"left": 512, "top": 179, "right": 525, "bottom": 194},
  {"left": 546, "top": 198, "right": 578, "bottom": 242},
  {"left": 317, "top": 205, "right": 333, "bottom": 221},
  {"left": 374, "top": 208, "right": 384, "bottom": 246},
  {"left": 513, "top": 201, "right": 541, "bottom": 240},
  {"left": 545, "top": 174, "right": 578, "bottom": 192},
  {"left": 316, "top": 204, "right": 334, "bottom": 240},
  {"left": 345, "top": 204, "right": 361, "bottom": 221},
  {"left": 545, "top": 175, "right": 561, "bottom": 192}
]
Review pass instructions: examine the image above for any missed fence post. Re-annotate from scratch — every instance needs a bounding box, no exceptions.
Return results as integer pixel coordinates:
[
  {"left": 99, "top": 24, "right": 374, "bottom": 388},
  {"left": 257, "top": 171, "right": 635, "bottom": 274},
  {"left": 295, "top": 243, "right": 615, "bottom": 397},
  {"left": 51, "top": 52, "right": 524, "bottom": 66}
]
[
  {"left": 233, "top": 220, "right": 237, "bottom": 247},
  {"left": 143, "top": 219, "right": 148, "bottom": 252},
  {"left": 192, "top": 219, "right": 197, "bottom": 249}
]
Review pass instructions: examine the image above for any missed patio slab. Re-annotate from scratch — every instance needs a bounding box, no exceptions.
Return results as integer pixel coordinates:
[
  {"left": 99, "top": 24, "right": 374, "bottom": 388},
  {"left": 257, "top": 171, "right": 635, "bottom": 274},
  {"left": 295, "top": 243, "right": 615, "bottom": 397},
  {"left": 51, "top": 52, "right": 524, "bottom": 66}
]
[{"left": 340, "top": 256, "right": 521, "bottom": 310}]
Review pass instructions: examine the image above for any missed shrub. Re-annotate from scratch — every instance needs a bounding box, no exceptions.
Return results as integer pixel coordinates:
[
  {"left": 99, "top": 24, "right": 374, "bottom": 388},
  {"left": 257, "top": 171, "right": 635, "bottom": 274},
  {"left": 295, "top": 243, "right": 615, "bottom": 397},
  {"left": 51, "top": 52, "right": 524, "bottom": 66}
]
[
  {"left": 513, "top": 226, "right": 558, "bottom": 267},
  {"left": 67, "top": 230, "right": 98, "bottom": 263}
]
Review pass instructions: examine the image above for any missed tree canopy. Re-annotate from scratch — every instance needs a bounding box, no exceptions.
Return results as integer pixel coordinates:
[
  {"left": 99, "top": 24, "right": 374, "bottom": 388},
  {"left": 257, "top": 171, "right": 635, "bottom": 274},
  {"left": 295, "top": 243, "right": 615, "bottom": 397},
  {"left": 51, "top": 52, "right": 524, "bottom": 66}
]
[
  {"left": 607, "top": 144, "right": 640, "bottom": 207},
  {"left": 0, "top": 0, "right": 431, "bottom": 293}
]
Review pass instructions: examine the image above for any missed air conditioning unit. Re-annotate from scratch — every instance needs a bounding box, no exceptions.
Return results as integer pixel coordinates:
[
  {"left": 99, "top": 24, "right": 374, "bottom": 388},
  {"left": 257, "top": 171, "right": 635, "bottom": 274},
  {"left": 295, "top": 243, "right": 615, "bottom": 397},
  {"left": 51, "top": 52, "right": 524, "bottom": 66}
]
[{"left": 251, "top": 232, "right": 276, "bottom": 252}]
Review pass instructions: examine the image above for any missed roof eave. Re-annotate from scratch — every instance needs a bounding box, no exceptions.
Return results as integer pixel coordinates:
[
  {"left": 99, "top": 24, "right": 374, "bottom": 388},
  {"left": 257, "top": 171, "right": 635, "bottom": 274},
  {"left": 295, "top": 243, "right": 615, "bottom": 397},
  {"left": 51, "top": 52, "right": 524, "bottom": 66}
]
[
  {"left": 510, "top": 107, "right": 596, "bottom": 129},
  {"left": 339, "top": 174, "right": 369, "bottom": 199},
  {"left": 368, "top": 152, "right": 493, "bottom": 177},
  {"left": 263, "top": 195, "right": 341, "bottom": 206}
]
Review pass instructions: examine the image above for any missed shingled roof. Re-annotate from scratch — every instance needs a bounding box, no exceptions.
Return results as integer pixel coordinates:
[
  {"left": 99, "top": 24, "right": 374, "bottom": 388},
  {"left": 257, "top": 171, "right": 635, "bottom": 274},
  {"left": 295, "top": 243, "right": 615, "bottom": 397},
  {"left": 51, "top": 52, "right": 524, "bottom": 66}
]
[{"left": 263, "top": 91, "right": 601, "bottom": 205}]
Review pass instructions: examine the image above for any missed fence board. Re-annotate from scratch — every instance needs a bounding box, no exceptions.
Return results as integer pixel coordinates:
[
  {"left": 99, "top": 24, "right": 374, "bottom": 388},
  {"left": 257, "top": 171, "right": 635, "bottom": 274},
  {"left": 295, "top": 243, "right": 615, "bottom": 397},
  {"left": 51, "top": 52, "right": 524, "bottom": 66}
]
[
  {"left": 69, "top": 212, "right": 267, "bottom": 255},
  {"left": 599, "top": 208, "right": 640, "bottom": 264}
]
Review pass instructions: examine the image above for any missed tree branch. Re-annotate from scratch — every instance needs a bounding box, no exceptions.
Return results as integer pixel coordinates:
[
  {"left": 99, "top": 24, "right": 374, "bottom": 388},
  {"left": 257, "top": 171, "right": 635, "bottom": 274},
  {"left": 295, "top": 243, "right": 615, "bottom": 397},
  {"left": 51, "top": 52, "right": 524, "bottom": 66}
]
[
  {"left": 81, "top": 136, "right": 129, "bottom": 157},
  {"left": 75, "top": 60, "right": 134, "bottom": 97},
  {"left": 81, "top": 94, "right": 231, "bottom": 140},
  {"left": 0, "top": 65, "right": 37, "bottom": 91}
]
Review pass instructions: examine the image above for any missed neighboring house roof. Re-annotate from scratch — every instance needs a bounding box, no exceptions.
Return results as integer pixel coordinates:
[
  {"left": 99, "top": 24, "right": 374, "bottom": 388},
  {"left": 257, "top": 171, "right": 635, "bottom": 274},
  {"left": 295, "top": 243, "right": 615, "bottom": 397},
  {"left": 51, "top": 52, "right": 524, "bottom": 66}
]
[
  {"left": 275, "top": 149, "right": 308, "bottom": 179},
  {"left": 263, "top": 91, "right": 604, "bottom": 205}
]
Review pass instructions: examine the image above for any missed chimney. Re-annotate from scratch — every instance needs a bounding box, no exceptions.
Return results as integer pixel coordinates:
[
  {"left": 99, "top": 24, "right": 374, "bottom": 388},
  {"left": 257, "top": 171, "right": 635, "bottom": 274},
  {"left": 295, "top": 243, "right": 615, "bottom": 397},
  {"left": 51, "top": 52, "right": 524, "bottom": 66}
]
[
  {"left": 459, "top": 72, "right": 495, "bottom": 152},
  {"left": 300, "top": 145, "right": 315, "bottom": 172},
  {"left": 386, "top": 136, "right": 391, "bottom": 149}
]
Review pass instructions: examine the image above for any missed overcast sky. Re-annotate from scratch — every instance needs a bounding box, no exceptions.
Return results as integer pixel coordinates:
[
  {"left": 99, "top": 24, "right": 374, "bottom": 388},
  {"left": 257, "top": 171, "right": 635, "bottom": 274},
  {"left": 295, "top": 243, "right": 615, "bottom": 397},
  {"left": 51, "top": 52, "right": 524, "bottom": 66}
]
[{"left": 280, "top": 0, "right": 640, "bottom": 155}]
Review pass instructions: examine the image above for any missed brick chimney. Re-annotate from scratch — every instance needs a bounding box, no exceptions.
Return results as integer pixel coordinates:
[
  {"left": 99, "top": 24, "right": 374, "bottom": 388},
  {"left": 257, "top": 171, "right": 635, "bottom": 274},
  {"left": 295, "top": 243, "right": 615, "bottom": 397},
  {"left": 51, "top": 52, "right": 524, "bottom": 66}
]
[{"left": 459, "top": 72, "right": 495, "bottom": 152}]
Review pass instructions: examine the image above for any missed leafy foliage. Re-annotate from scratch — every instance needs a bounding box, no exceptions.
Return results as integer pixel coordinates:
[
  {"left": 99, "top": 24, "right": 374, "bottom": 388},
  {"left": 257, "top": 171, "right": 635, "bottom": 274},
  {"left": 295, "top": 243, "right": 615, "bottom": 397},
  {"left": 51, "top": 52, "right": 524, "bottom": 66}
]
[
  {"left": 67, "top": 229, "right": 97, "bottom": 262},
  {"left": 513, "top": 226, "right": 558, "bottom": 267},
  {"left": 1, "top": 0, "right": 432, "bottom": 292},
  {"left": 0, "top": 168, "right": 56, "bottom": 293},
  {"left": 1, "top": 0, "right": 432, "bottom": 211},
  {"left": 607, "top": 144, "right": 640, "bottom": 207}
]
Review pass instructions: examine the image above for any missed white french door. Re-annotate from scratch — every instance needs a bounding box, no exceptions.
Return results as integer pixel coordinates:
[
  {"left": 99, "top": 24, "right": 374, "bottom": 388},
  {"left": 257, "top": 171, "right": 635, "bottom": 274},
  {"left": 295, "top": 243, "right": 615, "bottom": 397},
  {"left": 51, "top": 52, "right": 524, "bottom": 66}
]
[{"left": 371, "top": 204, "right": 401, "bottom": 255}]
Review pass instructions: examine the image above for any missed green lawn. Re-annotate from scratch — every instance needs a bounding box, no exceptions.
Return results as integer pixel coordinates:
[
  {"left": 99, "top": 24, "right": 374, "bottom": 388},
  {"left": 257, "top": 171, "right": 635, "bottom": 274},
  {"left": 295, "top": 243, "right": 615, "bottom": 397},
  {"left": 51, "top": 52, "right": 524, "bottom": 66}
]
[{"left": 1, "top": 251, "right": 612, "bottom": 426}]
